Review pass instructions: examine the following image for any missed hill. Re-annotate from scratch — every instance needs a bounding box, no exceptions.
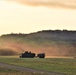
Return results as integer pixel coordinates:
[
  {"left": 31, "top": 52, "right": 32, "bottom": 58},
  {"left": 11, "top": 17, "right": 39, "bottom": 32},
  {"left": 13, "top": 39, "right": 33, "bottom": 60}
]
[{"left": 0, "top": 30, "right": 76, "bottom": 56}]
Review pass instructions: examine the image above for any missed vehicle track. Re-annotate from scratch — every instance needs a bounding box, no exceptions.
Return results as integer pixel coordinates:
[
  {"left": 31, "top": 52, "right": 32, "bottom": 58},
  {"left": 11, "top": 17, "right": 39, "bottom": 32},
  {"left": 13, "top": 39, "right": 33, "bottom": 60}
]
[{"left": 0, "top": 62, "right": 68, "bottom": 75}]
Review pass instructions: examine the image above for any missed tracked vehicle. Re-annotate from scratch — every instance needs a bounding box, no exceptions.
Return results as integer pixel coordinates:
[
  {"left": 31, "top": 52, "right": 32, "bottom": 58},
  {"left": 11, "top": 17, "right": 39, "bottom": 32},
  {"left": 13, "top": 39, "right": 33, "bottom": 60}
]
[
  {"left": 20, "top": 51, "right": 35, "bottom": 58},
  {"left": 20, "top": 51, "right": 45, "bottom": 58}
]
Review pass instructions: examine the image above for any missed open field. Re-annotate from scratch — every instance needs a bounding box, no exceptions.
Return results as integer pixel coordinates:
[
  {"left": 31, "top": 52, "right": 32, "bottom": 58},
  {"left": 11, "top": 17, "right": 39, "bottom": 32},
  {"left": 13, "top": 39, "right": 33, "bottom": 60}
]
[
  {"left": 0, "top": 55, "right": 74, "bottom": 59},
  {"left": 0, "top": 65, "right": 46, "bottom": 75},
  {"left": 0, "top": 56, "right": 76, "bottom": 75}
]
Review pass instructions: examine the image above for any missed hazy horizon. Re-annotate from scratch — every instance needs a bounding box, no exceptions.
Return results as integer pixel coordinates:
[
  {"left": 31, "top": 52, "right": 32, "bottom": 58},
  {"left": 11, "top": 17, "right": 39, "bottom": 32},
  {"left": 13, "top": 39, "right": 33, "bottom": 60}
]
[{"left": 0, "top": 0, "right": 76, "bottom": 35}]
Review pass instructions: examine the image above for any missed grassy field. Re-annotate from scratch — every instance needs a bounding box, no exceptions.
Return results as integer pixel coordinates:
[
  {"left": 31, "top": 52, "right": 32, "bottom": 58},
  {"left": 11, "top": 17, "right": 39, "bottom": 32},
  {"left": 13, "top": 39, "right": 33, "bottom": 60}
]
[
  {"left": 0, "top": 56, "right": 76, "bottom": 75},
  {"left": 0, "top": 66, "right": 45, "bottom": 75}
]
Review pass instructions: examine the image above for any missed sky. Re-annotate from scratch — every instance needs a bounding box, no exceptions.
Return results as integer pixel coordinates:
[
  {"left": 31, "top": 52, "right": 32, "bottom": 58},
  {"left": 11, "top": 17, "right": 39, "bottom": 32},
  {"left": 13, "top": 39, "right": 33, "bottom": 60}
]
[{"left": 0, "top": 0, "right": 76, "bottom": 35}]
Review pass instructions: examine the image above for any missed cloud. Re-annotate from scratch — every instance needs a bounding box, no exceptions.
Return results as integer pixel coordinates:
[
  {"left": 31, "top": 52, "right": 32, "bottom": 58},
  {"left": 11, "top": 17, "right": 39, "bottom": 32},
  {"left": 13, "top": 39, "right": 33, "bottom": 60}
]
[{"left": 6, "top": 0, "right": 76, "bottom": 9}]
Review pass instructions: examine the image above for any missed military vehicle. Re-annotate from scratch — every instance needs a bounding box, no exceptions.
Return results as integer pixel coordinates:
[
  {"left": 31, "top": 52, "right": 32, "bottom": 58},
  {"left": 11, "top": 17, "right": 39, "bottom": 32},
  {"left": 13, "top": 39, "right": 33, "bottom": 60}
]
[
  {"left": 37, "top": 53, "right": 45, "bottom": 58},
  {"left": 20, "top": 51, "right": 45, "bottom": 58},
  {"left": 20, "top": 51, "right": 36, "bottom": 58}
]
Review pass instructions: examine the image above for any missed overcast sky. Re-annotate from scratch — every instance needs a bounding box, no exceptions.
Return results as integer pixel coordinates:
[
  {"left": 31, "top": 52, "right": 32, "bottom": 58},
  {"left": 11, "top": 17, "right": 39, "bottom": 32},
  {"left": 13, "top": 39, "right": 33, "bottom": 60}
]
[{"left": 0, "top": 0, "right": 76, "bottom": 35}]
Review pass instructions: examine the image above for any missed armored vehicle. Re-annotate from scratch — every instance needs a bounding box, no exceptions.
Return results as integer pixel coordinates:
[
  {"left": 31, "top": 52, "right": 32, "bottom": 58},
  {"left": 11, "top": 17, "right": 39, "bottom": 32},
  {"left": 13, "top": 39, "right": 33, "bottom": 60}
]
[
  {"left": 20, "top": 51, "right": 36, "bottom": 58},
  {"left": 37, "top": 53, "right": 45, "bottom": 58}
]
